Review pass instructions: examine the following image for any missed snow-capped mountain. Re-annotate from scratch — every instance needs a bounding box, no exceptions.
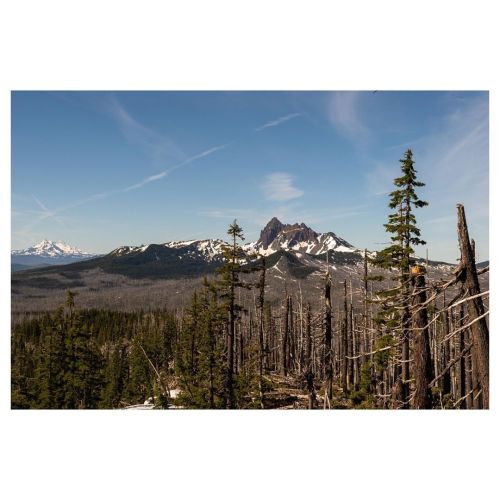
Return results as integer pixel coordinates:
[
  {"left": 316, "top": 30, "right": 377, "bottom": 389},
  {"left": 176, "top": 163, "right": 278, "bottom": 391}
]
[
  {"left": 243, "top": 217, "right": 355, "bottom": 256},
  {"left": 12, "top": 221, "right": 455, "bottom": 285},
  {"left": 12, "top": 240, "right": 99, "bottom": 269},
  {"left": 111, "top": 239, "right": 227, "bottom": 262},
  {"left": 109, "top": 218, "right": 356, "bottom": 263},
  {"left": 77, "top": 218, "right": 360, "bottom": 279},
  {"left": 12, "top": 239, "right": 95, "bottom": 258}
]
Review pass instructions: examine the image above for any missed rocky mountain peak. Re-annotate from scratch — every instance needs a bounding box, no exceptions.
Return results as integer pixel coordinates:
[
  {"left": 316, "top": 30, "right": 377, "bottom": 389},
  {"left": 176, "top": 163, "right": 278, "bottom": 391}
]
[
  {"left": 258, "top": 217, "right": 285, "bottom": 249},
  {"left": 252, "top": 217, "right": 355, "bottom": 255}
]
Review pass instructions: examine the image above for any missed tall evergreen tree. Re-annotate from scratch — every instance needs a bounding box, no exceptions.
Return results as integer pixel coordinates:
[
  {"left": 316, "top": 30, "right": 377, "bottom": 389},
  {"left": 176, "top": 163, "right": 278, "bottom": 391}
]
[
  {"left": 101, "top": 343, "right": 127, "bottom": 408},
  {"left": 216, "top": 219, "right": 246, "bottom": 408},
  {"left": 374, "top": 149, "right": 428, "bottom": 406}
]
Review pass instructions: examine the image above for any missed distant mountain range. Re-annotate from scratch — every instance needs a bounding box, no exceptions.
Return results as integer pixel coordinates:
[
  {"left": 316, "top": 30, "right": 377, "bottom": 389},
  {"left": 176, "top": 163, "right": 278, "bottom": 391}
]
[
  {"left": 11, "top": 240, "right": 99, "bottom": 270},
  {"left": 12, "top": 218, "right": 467, "bottom": 316},
  {"left": 12, "top": 218, "right": 456, "bottom": 283},
  {"left": 12, "top": 219, "right": 363, "bottom": 279}
]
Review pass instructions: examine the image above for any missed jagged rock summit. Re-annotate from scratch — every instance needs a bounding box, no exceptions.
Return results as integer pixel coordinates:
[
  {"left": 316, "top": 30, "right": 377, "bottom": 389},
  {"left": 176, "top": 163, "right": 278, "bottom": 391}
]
[
  {"left": 108, "top": 218, "right": 356, "bottom": 260},
  {"left": 246, "top": 217, "right": 355, "bottom": 255}
]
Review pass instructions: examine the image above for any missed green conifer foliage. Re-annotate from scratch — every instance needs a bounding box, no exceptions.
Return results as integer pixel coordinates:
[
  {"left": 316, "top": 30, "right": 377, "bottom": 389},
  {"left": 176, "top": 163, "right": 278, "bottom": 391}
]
[
  {"left": 216, "top": 220, "right": 247, "bottom": 408},
  {"left": 373, "top": 149, "right": 428, "bottom": 406}
]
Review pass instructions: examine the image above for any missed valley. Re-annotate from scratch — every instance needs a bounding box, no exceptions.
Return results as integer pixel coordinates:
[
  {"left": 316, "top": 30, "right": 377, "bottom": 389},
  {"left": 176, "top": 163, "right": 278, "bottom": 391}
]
[{"left": 11, "top": 217, "right": 457, "bottom": 315}]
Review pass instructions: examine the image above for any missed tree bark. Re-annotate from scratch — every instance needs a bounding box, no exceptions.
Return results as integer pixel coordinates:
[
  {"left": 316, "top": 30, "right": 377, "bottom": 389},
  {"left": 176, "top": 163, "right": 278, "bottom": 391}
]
[
  {"left": 281, "top": 293, "right": 289, "bottom": 376},
  {"left": 258, "top": 257, "right": 266, "bottom": 408},
  {"left": 341, "top": 280, "right": 348, "bottom": 393},
  {"left": 456, "top": 204, "right": 489, "bottom": 408},
  {"left": 411, "top": 271, "right": 433, "bottom": 409},
  {"left": 324, "top": 274, "right": 333, "bottom": 398},
  {"left": 305, "top": 303, "right": 315, "bottom": 408}
]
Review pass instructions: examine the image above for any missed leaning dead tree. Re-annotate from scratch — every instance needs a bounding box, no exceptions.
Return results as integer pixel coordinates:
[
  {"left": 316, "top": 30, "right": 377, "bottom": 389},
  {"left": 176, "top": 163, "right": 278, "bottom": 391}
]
[{"left": 455, "top": 204, "right": 489, "bottom": 408}]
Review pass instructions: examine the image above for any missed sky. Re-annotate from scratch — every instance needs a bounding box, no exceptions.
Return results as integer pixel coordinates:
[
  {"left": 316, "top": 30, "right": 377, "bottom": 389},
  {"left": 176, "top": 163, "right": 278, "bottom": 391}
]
[{"left": 11, "top": 91, "right": 489, "bottom": 263}]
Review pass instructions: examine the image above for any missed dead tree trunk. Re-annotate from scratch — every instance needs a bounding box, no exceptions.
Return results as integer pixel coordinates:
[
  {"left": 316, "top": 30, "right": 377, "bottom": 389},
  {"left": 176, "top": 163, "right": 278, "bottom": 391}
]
[
  {"left": 288, "top": 296, "right": 295, "bottom": 373},
  {"left": 341, "top": 280, "right": 348, "bottom": 393},
  {"left": 226, "top": 323, "right": 235, "bottom": 408},
  {"left": 347, "top": 279, "right": 354, "bottom": 389},
  {"left": 411, "top": 268, "right": 433, "bottom": 409},
  {"left": 281, "top": 293, "right": 289, "bottom": 376},
  {"left": 456, "top": 204, "right": 489, "bottom": 408},
  {"left": 324, "top": 272, "right": 333, "bottom": 399},
  {"left": 360, "top": 250, "right": 369, "bottom": 380},
  {"left": 455, "top": 303, "right": 466, "bottom": 408},
  {"left": 441, "top": 309, "right": 452, "bottom": 395},
  {"left": 464, "top": 326, "right": 474, "bottom": 410},
  {"left": 305, "top": 303, "right": 315, "bottom": 408},
  {"left": 400, "top": 303, "right": 411, "bottom": 408},
  {"left": 257, "top": 256, "right": 266, "bottom": 408}
]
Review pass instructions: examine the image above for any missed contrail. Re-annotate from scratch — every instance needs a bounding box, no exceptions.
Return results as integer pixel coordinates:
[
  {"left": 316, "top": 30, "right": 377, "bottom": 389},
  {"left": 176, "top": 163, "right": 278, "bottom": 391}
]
[
  {"left": 123, "top": 144, "right": 227, "bottom": 192},
  {"left": 255, "top": 113, "right": 302, "bottom": 132}
]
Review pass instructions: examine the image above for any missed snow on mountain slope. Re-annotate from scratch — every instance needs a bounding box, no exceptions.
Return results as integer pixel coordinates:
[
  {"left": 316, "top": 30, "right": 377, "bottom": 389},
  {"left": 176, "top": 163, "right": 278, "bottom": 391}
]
[
  {"left": 12, "top": 240, "right": 99, "bottom": 270},
  {"left": 12, "top": 239, "right": 96, "bottom": 258},
  {"left": 165, "top": 239, "right": 226, "bottom": 260},
  {"left": 111, "top": 239, "right": 228, "bottom": 262},
  {"left": 12, "top": 239, "right": 94, "bottom": 258},
  {"left": 108, "top": 218, "right": 357, "bottom": 265},
  {"left": 243, "top": 217, "right": 356, "bottom": 256}
]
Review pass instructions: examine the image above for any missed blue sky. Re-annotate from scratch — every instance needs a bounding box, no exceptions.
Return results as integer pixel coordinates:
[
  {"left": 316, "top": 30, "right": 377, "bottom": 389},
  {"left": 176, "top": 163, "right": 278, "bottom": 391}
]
[{"left": 11, "top": 91, "right": 489, "bottom": 262}]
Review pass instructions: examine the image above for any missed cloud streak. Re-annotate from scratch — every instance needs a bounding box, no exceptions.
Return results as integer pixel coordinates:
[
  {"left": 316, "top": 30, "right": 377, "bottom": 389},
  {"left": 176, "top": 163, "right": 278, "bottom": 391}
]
[
  {"left": 261, "top": 172, "right": 304, "bottom": 202},
  {"left": 15, "top": 143, "right": 228, "bottom": 236},
  {"left": 31, "top": 195, "right": 65, "bottom": 227},
  {"left": 364, "top": 93, "right": 489, "bottom": 262},
  {"left": 255, "top": 113, "right": 302, "bottom": 132},
  {"left": 108, "top": 94, "right": 186, "bottom": 166},
  {"left": 123, "top": 144, "right": 227, "bottom": 191},
  {"left": 328, "top": 92, "right": 370, "bottom": 145}
]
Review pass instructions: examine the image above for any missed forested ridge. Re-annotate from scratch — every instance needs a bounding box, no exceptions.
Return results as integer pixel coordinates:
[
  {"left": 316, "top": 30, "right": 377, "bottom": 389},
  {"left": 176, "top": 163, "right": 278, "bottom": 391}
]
[{"left": 11, "top": 150, "right": 489, "bottom": 409}]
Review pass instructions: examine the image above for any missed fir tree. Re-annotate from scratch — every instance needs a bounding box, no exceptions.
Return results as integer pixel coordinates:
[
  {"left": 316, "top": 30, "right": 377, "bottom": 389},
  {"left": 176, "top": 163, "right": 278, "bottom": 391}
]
[
  {"left": 176, "top": 282, "right": 226, "bottom": 408},
  {"left": 374, "top": 149, "right": 428, "bottom": 406},
  {"left": 100, "top": 343, "right": 127, "bottom": 408},
  {"left": 215, "top": 219, "right": 247, "bottom": 408}
]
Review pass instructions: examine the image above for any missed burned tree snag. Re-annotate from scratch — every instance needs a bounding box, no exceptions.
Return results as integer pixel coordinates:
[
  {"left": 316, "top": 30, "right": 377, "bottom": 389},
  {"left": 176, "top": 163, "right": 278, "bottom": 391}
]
[
  {"left": 456, "top": 204, "right": 489, "bottom": 408},
  {"left": 281, "top": 293, "right": 289, "bottom": 376},
  {"left": 347, "top": 279, "right": 354, "bottom": 389},
  {"left": 411, "top": 266, "right": 433, "bottom": 409},
  {"left": 324, "top": 271, "right": 333, "bottom": 399},
  {"left": 258, "top": 256, "right": 266, "bottom": 408},
  {"left": 305, "top": 303, "right": 315, "bottom": 408},
  {"left": 341, "top": 280, "right": 348, "bottom": 393},
  {"left": 441, "top": 309, "right": 452, "bottom": 395}
]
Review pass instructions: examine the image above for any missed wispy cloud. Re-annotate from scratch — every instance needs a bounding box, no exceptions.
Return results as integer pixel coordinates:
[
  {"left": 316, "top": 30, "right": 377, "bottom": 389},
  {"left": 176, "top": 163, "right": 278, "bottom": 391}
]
[
  {"left": 328, "top": 92, "right": 370, "bottom": 144},
  {"left": 108, "top": 94, "right": 186, "bottom": 166},
  {"left": 261, "top": 172, "right": 304, "bottom": 202},
  {"left": 417, "top": 95, "right": 488, "bottom": 198},
  {"left": 364, "top": 161, "right": 397, "bottom": 196},
  {"left": 123, "top": 144, "right": 227, "bottom": 191},
  {"left": 255, "top": 113, "right": 302, "bottom": 132},
  {"left": 31, "top": 195, "right": 66, "bottom": 226},
  {"left": 14, "top": 144, "right": 228, "bottom": 237},
  {"left": 364, "top": 93, "right": 489, "bottom": 261}
]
